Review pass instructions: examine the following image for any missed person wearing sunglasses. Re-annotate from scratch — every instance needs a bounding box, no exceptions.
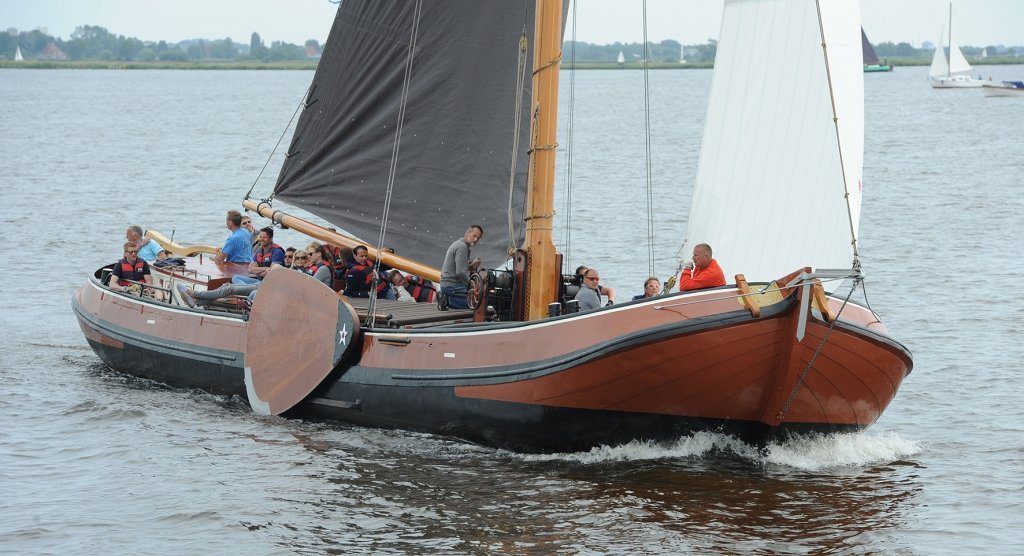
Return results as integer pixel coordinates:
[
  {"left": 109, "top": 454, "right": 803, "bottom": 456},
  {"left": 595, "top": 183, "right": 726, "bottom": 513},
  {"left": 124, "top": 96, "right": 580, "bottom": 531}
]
[
  {"left": 574, "top": 268, "right": 616, "bottom": 311},
  {"left": 283, "top": 247, "right": 297, "bottom": 268},
  {"left": 632, "top": 277, "right": 662, "bottom": 300},
  {"left": 574, "top": 265, "right": 616, "bottom": 306},
  {"left": 110, "top": 241, "right": 152, "bottom": 291}
]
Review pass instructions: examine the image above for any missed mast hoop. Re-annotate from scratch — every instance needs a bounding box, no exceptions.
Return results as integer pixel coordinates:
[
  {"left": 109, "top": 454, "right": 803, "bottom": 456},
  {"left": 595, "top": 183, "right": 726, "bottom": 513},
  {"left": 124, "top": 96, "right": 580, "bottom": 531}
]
[
  {"left": 527, "top": 143, "right": 558, "bottom": 154},
  {"left": 532, "top": 55, "right": 562, "bottom": 76},
  {"left": 524, "top": 211, "right": 555, "bottom": 222}
]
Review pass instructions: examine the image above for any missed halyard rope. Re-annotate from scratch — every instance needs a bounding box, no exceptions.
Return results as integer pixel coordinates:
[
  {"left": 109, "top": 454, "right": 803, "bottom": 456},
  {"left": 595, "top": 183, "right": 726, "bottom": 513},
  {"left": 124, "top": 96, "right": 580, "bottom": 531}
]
[
  {"left": 642, "top": 0, "right": 656, "bottom": 278},
  {"left": 368, "top": 0, "right": 422, "bottom": 324},
  {"left": 562, "top": 0, "right": 578, "bottom": 271},
  {"left": 507, "top": 22, "right": 530, "bottom": 256}
]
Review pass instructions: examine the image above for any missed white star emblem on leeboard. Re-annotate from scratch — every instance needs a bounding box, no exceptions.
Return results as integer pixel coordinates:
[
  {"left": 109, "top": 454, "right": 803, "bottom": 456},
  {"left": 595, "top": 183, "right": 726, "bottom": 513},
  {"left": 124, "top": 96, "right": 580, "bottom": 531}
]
[{"left": 339, "top": 324, "right": 348, "bottom": 346}]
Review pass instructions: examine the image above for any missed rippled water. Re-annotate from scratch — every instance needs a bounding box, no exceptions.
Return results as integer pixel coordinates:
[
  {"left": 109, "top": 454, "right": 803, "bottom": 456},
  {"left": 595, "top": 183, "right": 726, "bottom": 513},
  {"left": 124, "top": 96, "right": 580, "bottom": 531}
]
[{"left": 2, "top": 66, "right": 1023, "bottom": 553}]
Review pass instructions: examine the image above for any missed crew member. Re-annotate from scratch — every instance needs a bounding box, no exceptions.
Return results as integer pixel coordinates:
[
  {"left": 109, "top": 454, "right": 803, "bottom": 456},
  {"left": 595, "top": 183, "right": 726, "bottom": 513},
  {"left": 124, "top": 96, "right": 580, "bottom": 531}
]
[
  {"left": 216, "top": 210, "right": 253, "bottom": 263},
  {"left": 678, "top": 243, "right": 726, "bottom": 291},
  {"left": 574, "top": 268, "right": 615, "bottom": 310},
  {"left": 110, "top": 241, "right": 152, "bottom": 291},
  {"left": 632, "top": 277, "right": 661, "bottom": 300},
  {"left": 439, "top": 225, "right": 483, "bottom": 310}
]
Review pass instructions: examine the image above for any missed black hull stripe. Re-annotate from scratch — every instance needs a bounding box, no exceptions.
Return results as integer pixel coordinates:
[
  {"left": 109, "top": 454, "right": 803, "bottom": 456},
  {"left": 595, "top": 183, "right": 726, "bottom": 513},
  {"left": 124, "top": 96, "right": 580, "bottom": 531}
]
[{"left": 72, "top": 295, "right": 242, "bottom": 366}]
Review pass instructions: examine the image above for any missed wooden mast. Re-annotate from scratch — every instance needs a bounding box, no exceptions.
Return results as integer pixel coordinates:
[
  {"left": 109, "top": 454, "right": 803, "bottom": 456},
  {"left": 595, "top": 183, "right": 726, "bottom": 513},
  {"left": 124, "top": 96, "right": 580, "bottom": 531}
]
[{"left": 521, "top": 0, "right": 562, "bottom": 320}]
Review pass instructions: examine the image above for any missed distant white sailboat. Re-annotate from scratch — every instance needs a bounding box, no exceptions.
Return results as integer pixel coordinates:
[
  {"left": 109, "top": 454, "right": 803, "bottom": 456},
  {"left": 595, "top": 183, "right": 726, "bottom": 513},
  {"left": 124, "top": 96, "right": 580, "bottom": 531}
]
[
  {"left": 929, "top": 3, "right": 985, "bottom": 88},
  {"left": 14, "top": 46, "right": 24, "bottom": 62},
  {"left": 617, "top": 50, "right": 625, "bottom": 64}
]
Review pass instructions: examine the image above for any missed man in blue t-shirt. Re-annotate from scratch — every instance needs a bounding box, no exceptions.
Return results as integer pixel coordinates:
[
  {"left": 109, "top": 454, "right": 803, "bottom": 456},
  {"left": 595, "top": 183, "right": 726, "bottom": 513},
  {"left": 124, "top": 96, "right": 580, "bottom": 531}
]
[
  {"left": 216, "top": 210, "right": 253, "bottom": 263},
  {"left": 126, "top": 224, "right": 165, "bottom": 262}
]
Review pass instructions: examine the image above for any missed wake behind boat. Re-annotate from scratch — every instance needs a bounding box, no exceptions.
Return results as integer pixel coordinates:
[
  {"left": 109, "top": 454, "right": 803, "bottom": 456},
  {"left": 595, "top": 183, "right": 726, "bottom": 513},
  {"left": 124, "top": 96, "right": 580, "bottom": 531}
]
[{"left": 73, "top": 0, "right": 912, "bottom": 453}]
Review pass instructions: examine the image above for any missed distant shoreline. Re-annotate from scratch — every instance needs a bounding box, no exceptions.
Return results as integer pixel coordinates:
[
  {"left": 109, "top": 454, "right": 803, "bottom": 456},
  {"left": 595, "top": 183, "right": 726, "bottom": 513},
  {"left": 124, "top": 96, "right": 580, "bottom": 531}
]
[{"left": 1, "top": 57, "right": 1021, "bottom": 70}]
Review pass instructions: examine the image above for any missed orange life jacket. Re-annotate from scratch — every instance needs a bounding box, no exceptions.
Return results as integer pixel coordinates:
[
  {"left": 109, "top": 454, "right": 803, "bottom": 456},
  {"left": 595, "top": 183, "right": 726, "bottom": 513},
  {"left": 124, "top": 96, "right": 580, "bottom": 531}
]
[{"left": 117, "top": 258, "right": 147, "bottom": 286}]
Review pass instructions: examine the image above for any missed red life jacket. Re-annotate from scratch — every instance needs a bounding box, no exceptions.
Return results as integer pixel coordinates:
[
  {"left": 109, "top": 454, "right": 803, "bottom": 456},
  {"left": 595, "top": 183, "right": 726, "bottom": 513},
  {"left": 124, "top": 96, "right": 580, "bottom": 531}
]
[
  {"left": 405, "top": 276, "right": 436, "bottom": 303},
  {"left": 117, "top": 258, "right": 148, "bottom": 286},
  {"left": 346, "top": 261, "right": 389, "bottom": 296},
  {"left": 305, "top": 262, "right": 329, "bottom": 277},
  {"left": 254, "top": 243, "right": 283, "bottom": 267}
]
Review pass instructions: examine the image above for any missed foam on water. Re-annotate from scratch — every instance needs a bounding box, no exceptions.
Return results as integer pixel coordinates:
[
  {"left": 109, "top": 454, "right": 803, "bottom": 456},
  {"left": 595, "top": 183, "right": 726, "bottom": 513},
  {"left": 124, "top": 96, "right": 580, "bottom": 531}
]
[
  {"left": 516, "top": 430, "right": 922, "bottom": 470},
  {"left": 762, "top": 430, "right": 922, "bottom": 470}
]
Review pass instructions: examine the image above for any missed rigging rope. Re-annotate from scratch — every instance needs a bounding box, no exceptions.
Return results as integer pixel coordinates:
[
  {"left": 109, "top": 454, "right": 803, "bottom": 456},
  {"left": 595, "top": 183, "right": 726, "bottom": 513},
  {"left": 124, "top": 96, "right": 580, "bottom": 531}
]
[
  {"left": 367, "top": 0, "right": 423, "bottom": 324},
  {"left": 641, "top": 0, "right": 656, "bottom": 278},
  {"left": 562, "top": 0, "right": 578, "bottom": 272},
  {"left": 814, "top": 0, "right": 861, "bottom": 271},
  {"left": 244, "top": 83, "right": 313, "bottom": 202},
  {"left": 506, "top": 17, "right": 530, "bottom": 257}
]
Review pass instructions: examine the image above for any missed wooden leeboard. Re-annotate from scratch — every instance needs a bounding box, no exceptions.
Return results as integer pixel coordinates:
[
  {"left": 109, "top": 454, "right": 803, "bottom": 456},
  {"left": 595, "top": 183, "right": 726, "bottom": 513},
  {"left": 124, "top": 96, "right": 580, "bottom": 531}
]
[{"left": 244, "top": 267, "right": 359, "bottom": 415}]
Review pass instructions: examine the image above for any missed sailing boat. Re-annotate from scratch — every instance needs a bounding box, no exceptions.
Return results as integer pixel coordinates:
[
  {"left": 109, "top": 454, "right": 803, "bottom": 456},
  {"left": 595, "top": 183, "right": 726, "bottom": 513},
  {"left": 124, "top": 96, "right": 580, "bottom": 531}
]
[
  {"left": 73, "top": 0, "right": 911, "bottom": 453},
  {"left": 861, "top": 28, "right": 892, "bottom": 72},
  {"left": 929, "top": 3, "right": 985, "bottom": 88},
  {"left": 14, "top": 46, "right": 23, "bottom": 62}
]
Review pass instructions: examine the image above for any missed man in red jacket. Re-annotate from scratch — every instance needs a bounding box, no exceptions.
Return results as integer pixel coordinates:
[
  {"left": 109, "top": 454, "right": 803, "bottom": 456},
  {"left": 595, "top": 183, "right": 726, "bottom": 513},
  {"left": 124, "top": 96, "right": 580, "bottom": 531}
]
[{"left": 678, "top": 243, "right": 726, "bottom": 291}]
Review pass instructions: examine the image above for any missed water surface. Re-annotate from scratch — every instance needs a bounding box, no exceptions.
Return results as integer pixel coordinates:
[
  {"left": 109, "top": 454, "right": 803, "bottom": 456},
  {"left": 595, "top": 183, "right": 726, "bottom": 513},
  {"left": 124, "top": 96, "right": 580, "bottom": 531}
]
[{"left": 1, "top": 66, "right": 1022, "bottom": 553}]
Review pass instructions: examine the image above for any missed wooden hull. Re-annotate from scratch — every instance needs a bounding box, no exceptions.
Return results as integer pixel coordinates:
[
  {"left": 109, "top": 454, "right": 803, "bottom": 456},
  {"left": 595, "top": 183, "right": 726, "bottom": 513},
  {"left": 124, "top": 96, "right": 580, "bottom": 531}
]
[{"left": 73, "top": 275, "right": 912, "bottom": 452}]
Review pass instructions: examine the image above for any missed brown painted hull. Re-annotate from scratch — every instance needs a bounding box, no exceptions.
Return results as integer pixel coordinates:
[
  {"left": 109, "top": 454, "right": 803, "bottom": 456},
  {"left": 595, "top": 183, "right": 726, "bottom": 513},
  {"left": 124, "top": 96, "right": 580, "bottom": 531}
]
[{"left": 74, "top": 275, "right": 912, "bottom": 452}]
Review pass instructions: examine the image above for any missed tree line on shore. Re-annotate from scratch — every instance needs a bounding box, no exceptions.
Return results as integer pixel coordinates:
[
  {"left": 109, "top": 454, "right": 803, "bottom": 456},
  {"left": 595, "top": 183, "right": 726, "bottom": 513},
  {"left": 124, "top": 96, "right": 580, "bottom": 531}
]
[
  {"left": 1, "top": 25, "right": 319, "bottom": 62},
  {"left": 2, "top": 24, "right": 1020, "bottom": 64}
]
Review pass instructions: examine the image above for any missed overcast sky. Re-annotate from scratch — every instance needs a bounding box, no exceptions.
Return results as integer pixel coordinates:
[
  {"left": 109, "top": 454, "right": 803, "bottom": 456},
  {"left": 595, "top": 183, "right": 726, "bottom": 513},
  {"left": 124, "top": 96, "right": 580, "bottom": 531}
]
[{"left": 4, "top": 0, "right": 1023, "bottom": 48}]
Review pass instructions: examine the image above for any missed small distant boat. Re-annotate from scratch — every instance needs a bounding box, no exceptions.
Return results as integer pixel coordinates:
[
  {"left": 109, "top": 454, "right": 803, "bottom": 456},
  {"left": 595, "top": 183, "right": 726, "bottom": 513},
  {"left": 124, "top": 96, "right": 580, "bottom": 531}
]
[
  {"left": 982, "top": 80, "right": 1024, "bottom": 97},
  {"left": 929, "top": 3, "right": 985, "bottom": 88},
  {"left": 617, "top": 50, "right": 625, "bottom": 64},
  {"left": 861, "top": 28, "right": 892, "bottom": 72},
  {"left": 14, "top": 46, "right": 23, "bottom": 62}
]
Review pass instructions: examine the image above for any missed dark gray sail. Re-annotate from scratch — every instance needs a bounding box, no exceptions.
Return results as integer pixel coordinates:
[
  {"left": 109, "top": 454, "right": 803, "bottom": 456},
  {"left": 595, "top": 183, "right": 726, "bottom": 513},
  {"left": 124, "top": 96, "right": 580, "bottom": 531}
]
[
  {"left": 273, "top": 1, "right": 544, "bottom": 268},
  {"left": 861, "top": 28, "right": 880, "bottom": 65}
]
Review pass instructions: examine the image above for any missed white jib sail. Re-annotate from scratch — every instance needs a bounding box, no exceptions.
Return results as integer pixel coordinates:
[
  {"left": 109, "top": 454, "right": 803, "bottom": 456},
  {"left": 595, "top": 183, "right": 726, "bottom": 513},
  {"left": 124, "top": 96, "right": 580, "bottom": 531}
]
[
  {"left": 947, "top": 31, "right": 973, "bottom": 75},
  {"left": 682, "top": 0, "right": 864, "bottom": 285},
  {"left": 928, "top": 28, "right": 949, "bottom": 78}
]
